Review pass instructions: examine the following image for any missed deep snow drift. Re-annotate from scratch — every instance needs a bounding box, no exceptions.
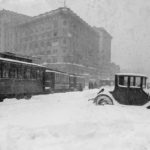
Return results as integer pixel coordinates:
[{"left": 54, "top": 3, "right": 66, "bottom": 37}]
[{"left": 0, "top": 89, "right": 150, "bottom": 150}]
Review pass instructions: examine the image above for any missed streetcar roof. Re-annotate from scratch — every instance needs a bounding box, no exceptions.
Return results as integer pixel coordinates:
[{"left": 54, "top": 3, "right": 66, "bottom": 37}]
[
  {"left": 45, "top": 69, "right": 69, "bottom": 75},
  {"left": 0, "top": 57, "right": 66, "bottom": 74},
  {"left": 0, "top": 56, "right": 85, "bottom": 77},
  {"left": 0, "top": 56, "right": 45, "bottom": 68},
  {"left": 46, "top": 70, "right": 85, "bottom": 78}
]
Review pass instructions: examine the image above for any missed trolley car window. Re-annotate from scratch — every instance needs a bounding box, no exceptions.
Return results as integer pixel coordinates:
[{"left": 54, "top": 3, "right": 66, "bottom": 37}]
[
  {"left": 0, "top": 62, "right": 2, "bottom": 78},
  {"left": 10, "top": 64, "right": 18, "bottom": 78},
  {"left": 40, "top": 70, "right": 43, "bottom": 79},
  {"left": 24, "top": 68, "right": 27, "bottom": 79},
  {"left": 24, "top": 67, "right": 30, "bottom": 79},
  {"left": 2, "top": 63, "right": 9, "bottom": 78},
  {"left": 26, "top": 68, "right": 31, "bottom": 79},
  {"left": 9, "top": 66, "right": 17, "bottom": 78},
  {"left": 31, "top": 68, "right": 36, "bottom": 79},
  {"left": 18, "top": 66, "right": 23, "bottom": 79},
  {"left": 36, "top": 69, "right": 40, "bottom": 79}
]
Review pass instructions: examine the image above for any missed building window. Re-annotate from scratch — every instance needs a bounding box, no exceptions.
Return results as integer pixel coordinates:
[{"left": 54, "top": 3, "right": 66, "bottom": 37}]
[
  {"left": 63, "top": 20, "right": 67, "bottom": 25},
  {"left": 63, "top": 39, "right": 66, "bottom": 44},
  {"left": 53, "top": 57, "right": 57, "bottom": 63},
  {"left": 53, "top": 20, "right": 58, "bottom": 28},
  {"left": 53, "top": 49, "right": 58, "bottom": 54},
  {"left": 40, "top": 41, "right": 44, "bottom": 47},
  {"left": 29, "top": 42, "right": 34, "bottom": 49},
  {"left": 48, "top": 59, "right": 51, "bottom": 63},
  {"left": 48, "top": 23, "right": 52, "bottom": 30},
  {"left": 47, "top": 32, "right": 51, "bottom": 38},
  {"left": 24, "top": 37, "right": 28, "bottom": 42},
  {"left": 53, "top": 31, "right": 58, "bottom": 37},
  {"left": 35, "top": 42, "right": 38, "bottom": 49},
  {"left": 47, "top": 41, "right": 51, "bottom": 46},
  {"left": 28, "top": 36, "right": 33, "bottom": 41},
  {"left": 63, "top": 49, "right": 66, "bottom": 53},
  {"left": 47, "top": 49, "right": 51, "bottom": 54},
  {"left": 73, "top": 24, "right": 76, "bottom": 29},
  {"left": 52, "top": 39, "right": 59, "bottom": 46},
  {"left": 23, "top": 44, "right": 27, "bottom": 50}
]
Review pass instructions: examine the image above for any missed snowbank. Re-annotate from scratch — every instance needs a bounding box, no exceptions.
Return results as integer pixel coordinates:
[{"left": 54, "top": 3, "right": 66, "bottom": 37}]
[{"left": 0, "top": 89, "right": 150, "bottom": 150}]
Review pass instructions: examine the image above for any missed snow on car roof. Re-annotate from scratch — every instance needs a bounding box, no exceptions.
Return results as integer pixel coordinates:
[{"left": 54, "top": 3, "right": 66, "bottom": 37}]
[{"left": 116, "top": 73, "right": 147, "bottom": 77}]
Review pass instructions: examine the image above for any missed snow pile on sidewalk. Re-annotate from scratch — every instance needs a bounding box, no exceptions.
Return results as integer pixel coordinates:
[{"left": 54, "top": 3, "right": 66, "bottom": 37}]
[{"left": 0, "top": 89, "right": 150, "bottom": 150}]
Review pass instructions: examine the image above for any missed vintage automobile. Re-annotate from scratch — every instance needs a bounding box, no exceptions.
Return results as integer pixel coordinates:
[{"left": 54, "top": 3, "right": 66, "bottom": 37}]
[{"left": 90, "top": 73, "right": 150, "bottom": 106}]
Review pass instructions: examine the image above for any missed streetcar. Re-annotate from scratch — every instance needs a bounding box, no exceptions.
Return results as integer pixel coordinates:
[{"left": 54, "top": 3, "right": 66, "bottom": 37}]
[{"left": 0, "top": 53, "right": 85, "bottom": 102}]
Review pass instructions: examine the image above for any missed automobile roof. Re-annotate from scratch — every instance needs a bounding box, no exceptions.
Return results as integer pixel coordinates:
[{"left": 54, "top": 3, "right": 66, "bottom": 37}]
[{"left": 115, "top": 73, "right": 147, "bottom": 78}]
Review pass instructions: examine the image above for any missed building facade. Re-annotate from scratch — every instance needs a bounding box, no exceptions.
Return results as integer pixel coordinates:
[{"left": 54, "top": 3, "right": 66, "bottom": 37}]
[
  {"left": 0, "top": 9, "right": 31, "bottom": 52},
  {"left": 94, "top": 27, "right": 120, "bottom": 79},
  {"left": 0, "top": 7, "right": 119, "bottom": 81},
  {"left": 94, "top": 27, "right": 112, "bottom": 65},
  {"left": 14, "top": 7, "right": 100, "bottom": 76}
]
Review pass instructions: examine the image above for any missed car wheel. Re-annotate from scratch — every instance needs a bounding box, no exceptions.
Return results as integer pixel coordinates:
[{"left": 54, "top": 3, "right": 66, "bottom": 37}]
[
  {"left": 0, "top": 98, "right": 4, "bottom": 102},
  {"left": 96, "top": 95, "right": 113, "bottom": 105},
  {"left": 24, "top": 94, "right": 32, "bottom": 100}
]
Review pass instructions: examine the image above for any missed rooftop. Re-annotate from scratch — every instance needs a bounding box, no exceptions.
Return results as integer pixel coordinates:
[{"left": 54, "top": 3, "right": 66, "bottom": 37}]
[
  {"left": 0, "top": 9, "right": 31, "bottom": 18},
  {"left": 116, "top": 73, "right": 147, "bottom": 78}
]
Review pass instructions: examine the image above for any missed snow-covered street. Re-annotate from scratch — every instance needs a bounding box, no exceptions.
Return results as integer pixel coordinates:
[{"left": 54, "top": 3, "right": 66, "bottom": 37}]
[{"left": 0, "top": 89, "right": 150, "bottom": 150}]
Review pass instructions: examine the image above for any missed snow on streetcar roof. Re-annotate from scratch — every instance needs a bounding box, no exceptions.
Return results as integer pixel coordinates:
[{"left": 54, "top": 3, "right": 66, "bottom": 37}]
[
  {"left": 0, "top": 57, "right": 86, "bottom": 76},
  {"left": 116, "top": 73, "right": 147, "bottom": 77},
  {"left": 0, "top": 57, "right": 70, "bottom": 74},
  {"left": 0, "top": 57, "right": 64, "bottom": 72},
  {"left": 46, "top": 70, "right": 85, "bottom": 77},
  {"left": 45, "top": 69, "right": 69, "bottom": 75},
  {"left": 0, "top": 56, "right": 45, "bottom": 68}
]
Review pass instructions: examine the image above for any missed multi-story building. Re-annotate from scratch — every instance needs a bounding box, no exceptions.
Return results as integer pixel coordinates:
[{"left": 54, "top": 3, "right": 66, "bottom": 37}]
[
  {"left": 0, "top": 7, "right": 119, "bottom": 81},
  {"left": 14, "top": 7, "right": 100, "bottom": 76},
  {"left": 94, "top": 27, "right": 120, "bottom": 79},
  {"left": 0, "top": 9, "right": 31, "bottom": 52}
]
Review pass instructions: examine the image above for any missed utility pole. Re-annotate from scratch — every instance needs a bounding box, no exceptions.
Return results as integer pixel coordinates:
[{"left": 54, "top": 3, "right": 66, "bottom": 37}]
[{"left": 63, "top": 0, "right": 66, "bottom": 7}]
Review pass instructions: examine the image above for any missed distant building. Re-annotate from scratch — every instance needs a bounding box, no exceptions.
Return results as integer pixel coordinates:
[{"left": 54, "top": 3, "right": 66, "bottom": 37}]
[
  {"left": 94, "top": 27, "right": 120, "bottom": 79},
  {"left": 0, "top": 9, "right": 31, "bottom": 52},
  {"left": 109, "top": 62, "right": 120, "bottom": 79},
  {"left": 14, "top": 7, "right": 100, "bottom": 76},
  {"left": 94, "top": 27, "right": 112, "bottom": 64}
]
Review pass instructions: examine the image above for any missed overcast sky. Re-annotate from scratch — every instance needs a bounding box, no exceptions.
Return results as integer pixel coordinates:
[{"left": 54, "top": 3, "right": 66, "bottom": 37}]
[{"left": 0, "top": 0, "right": 150, "bottom": 75}]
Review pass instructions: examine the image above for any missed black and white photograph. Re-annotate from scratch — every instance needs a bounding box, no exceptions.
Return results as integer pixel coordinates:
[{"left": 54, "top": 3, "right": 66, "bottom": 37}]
[{"left": 0, "top": 0, "right": 150, "bottom": 149}]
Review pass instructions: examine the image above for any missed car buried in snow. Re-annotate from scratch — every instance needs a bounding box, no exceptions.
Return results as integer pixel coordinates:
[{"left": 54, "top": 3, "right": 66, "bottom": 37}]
[{"left": 90, "top": 73, "right": 150, "bottom": 107}]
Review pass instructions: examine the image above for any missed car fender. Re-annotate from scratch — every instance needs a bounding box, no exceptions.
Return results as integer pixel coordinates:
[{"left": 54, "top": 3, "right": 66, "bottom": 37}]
[{"left": 96, "top": 87, "right": 120, "bottom": 105}]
